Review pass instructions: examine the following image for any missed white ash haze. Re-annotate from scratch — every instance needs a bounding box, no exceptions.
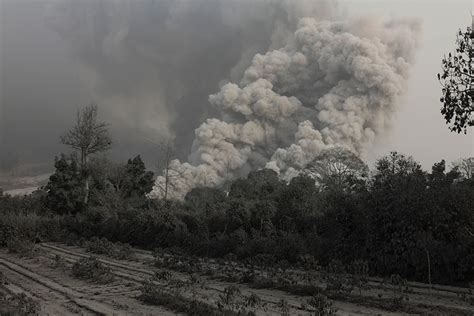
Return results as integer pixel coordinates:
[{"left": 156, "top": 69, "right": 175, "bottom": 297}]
[{"left": 149, "top": 16, "right": 421, "bottom": 199}]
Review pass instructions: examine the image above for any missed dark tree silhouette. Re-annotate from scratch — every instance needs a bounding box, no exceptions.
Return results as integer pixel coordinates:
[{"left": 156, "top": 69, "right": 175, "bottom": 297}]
[
  {"left": 438, "top": 24, "right": 473, "bottom": 133},
  {"left": 60, "top": 103, "right": 112, "bottom": 205},
  {"left": 45, "top": 154, "right": 83, "bottom": 214},
  {"left": 121, "top": 155, "right": 155, "bottom": 198}
]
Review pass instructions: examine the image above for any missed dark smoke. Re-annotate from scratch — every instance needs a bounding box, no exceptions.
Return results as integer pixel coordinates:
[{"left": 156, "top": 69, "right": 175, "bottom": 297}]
[
  {"left": 1, "top": 0, "right": 339, "bottom": 173},
  {"left": 43, "top": 0, "right": 337, "bottom": 162},
  {"left": 1, "top": 1, "right": 87, "bottom": 172}
]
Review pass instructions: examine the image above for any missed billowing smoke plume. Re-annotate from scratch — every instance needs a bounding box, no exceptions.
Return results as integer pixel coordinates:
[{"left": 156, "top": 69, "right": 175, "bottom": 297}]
[
  {"left": 149, "top": 16, "right": 421, "bottom": 199},
  {"left": 44, "top": 0, "right": 338, "bottom": 160}
]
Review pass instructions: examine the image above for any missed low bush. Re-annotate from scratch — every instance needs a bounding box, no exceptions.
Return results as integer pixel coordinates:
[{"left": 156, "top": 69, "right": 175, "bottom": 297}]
[
  {"left": 217, "top": 285, "right": 242, "bottom": 312},
  {"left": 6, "top": 237, "right": 35, "bottom": 257},
  {"left": 84, "top": 237, "right": 114, "bottom": 255},
  {"left": 0, "top": 292, "right": 40, "bottom": 315},
  {"left": 51, "top": 254, "right": 66, "bottom": 269},
  {"left": 383, "top": 274, "right": 411, "bottom": 307},
  {"left": 71, "top": 256, "right": 114, "bottom": 283},
  {"left": 0, "top": 212, "right": 66, "bottom": 247},
  {"left": 114, "top": 242, "right": 135, "bottom": 260},
  {"left": 277, "top": 299, "right": 290, "bottom": 316},
  {"left": 139, "top": 280, "right": 239, "bottom": 316},
  {"left": 84, "top": 237, "right": 135, "bottom": 260},
  {"left": 303, "top": 293, "right": 337, "bottom": 316}
]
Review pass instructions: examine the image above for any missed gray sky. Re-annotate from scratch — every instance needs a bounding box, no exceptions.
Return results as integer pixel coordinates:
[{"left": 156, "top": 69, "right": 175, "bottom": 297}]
[
  {"left": 0, "top": 0, "right": 473, "bottom": 174},
  {"left": 340, "top": 0, "right": 474, "bottom": 168}
]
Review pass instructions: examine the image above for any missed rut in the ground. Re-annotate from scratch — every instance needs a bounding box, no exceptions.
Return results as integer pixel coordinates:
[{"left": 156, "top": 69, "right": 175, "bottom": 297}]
[
  {"left": 38, "top": 243, "right": 474, "bottom": 316},
  {"left": 0, "top": 256, "right": 115, "bottom": 315},
  {"left": 0, "top": 250, "right": 177, "bottom": 316}
]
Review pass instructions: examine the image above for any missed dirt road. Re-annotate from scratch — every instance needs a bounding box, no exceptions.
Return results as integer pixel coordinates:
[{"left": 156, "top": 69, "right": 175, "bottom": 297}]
[{"left": 0, "top": 243, "right": 472, "bottom": 315}]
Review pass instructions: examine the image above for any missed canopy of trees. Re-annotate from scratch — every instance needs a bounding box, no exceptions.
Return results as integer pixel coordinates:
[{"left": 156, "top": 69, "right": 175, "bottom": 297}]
[{"left": 3, "top": 150, "right": 472, "bottom": 286}]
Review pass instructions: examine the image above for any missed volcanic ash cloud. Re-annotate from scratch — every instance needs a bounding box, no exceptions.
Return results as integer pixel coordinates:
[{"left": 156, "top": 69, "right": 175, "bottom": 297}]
[{"left": 149, "top": 17, "right": 421, "bottom": 199}]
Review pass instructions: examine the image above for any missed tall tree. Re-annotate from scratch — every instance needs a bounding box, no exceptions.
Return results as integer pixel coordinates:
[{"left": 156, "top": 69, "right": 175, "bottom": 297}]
[
  {"left": 155, "top": 137, "right": 184, "bottom": 200},
  {"left": 276, "top": 174, "right": 320, "bottom": 233},
  {"left": 228, "top": 169, "right": 283, "bottom": 200},
  {"left": 45, "top": 154, "right": 83, "bottom": 214},
  {"left": 185, "top": 187, "right": 227, "bottom": 217},
  {"left": 438, "top": 24, "right": 473, "bottom": 133},
  {"left": 367, "top": 152, "right": 429, "bottom": 277},
  {"left": 306, "top": 147, "right": 368, "bottom": 192},
  {"left": 60, "top": 103, "right": 112, "bottom": 205},
  {"left": 121, "top": 155, "right": 155, "bottom": 198},
  {"left": 451, "top": 157, "right": 474, "bottom": 180}
]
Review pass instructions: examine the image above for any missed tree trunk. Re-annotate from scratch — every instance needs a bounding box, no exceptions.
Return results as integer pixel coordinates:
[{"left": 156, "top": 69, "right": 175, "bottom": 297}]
[
  {"left": 81, "top": 149, "right": 89, "bottom": 205},
  {"left": 164, "top": 163, "right": 169, "bottom": 200},
  {"left": 84, "top": 176, "right": 90, "bottom": 205},
  {"left": 425, "top": 248, "right": 432, "bottom": 299}
]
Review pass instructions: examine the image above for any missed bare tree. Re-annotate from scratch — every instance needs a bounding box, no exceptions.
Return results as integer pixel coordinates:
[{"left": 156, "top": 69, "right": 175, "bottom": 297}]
[
  {"left": 155, "top": 137, "right": 185, "bottom": 200},
  {"left": 60, "top": 103, "right": 112, "bottom": 205},
  {"left": 451, "top": 157, "right": 474, "bottom": 180}
]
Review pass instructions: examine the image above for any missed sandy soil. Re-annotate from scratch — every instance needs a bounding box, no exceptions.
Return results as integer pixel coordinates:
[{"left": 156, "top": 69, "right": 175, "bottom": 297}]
[{"left": 0, "top": 243, "right": 472, "bottom": 315}]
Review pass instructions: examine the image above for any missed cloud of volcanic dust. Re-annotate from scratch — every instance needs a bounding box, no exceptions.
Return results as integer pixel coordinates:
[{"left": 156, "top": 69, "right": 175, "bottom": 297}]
[{"left": 149, "top": 16, "right": 421, "bottom": 199}]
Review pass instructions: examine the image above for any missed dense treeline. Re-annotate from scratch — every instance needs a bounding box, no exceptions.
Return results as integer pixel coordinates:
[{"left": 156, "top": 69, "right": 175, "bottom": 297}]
[{"left": 0, "top": 152, "right": 473, "bottom": 286}]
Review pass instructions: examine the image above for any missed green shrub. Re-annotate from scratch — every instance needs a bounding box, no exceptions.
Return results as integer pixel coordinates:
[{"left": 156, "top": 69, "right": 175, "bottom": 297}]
[
  {"left": 114, "top": 242, "right": 135, "bottom": 260},
  {"left": 322, "top": 260, "right": 352, "bottom": 294},
  {"left": 71, "top": 256, "right": 114, "bottom": 283},
  {"left": 217, "top": 286, "right": 242, "bottom": 312},
  {"left": 138, "top": 280, "right": 238, "bottom": 316},
  {"left": 349, "top": 260, "right": 370, "bottom": 295},
  {"left": 51, "top": 254, "right": 66, "bottom": 269},
  {"left": 303, "top": 293, "right": 337, "bottom": 316},
  {"left": 84, "top": 237, "right": 135, "bottom": 260},
  {"left": 277, "top": 299, "right": 290, "bottom": 316},
  {"left": 84, "top": 237, "right": 114, "bottom": 255},
  {"left": 244, "top": 293, "right": 265, "bottom": 314},
  {"left": 7, "top": 237, "right": 35, "bottom": 257},
  {"left": 0, "top": 212, "right": 66, "bottom": 247},
  {"left": 0, "top": 292, "right": 40, "bottom": 315},
  {"left": 383, "top": 274, "right": 410, "bottom": 307}
]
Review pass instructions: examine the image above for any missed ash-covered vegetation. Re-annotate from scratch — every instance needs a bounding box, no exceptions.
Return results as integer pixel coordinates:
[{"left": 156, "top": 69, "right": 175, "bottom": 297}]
[{"left": 1, "top": 151, "right": 472, "bottom": 287}]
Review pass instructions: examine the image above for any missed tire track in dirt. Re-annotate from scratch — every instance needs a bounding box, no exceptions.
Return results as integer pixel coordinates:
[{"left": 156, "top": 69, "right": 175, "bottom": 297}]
[
  {"left": 42, "top": 243, "right": 336, "bottom": 314},
  {"left": 127, "top": 245, "right": 472, "bottom": 299},
  {"left": 40, "top": 243, "right": 436, "bottom": 316},
  {"left": 101, "top": 243, "right": 474, "bottom": 313},
  {"left": 2, "top": 242, "right": 473, "bottom": 315},
  {"left": 0, "top": 256, "right": 112, "bottom": 315},
  {"left": 47, "top": 242, "right": 474, "bottom": 315},
  {"left": 0, "top": 251, "right": 177, "bottom": 316},
  {"left": 40, "top": 244, "right": 289, "bottom": 315}
]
